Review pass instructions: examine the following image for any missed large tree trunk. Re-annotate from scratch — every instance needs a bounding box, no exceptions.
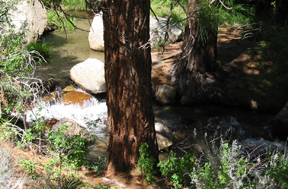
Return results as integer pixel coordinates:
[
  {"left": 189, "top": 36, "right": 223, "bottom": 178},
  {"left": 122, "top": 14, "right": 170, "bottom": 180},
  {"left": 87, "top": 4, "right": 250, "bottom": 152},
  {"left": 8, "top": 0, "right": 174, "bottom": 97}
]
[
  {"left": 103, "top": 0, "right": 159, "bottom": 175},
  {"left": 170, "top": 0, "right": 225, "bottom": 104}
]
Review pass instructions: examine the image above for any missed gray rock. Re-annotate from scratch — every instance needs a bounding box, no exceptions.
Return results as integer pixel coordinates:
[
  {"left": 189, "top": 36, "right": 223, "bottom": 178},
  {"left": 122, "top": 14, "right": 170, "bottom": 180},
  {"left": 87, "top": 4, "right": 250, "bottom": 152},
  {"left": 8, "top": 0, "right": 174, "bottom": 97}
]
[
  {"left": 155, "top": 122, "right": 173, "bottom": 150},
  {"left": 50, "top": 118, "right": 93, "bottom": 139},
  {"left": 8, "top": 0, "right": 47, "bottom": 43},
  {"left": 70, "top": 58, "right": 106, "bottom": 94},
  {"left": 156, "top": 84, "right": 176, "bottom": 104},
  {"left": 150, "top": 17, "right": 183, "bottom": 48}
]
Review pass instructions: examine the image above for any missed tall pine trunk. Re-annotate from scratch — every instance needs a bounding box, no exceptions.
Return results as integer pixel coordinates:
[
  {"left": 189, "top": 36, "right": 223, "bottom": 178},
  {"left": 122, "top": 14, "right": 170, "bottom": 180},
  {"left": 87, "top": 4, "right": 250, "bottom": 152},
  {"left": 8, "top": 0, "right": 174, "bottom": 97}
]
[
  {"left": 103, "top": 0, "right": 159, "bottom": 175},
  {"left": 170, "top": 0, "right": 224, "bottom": 104}
]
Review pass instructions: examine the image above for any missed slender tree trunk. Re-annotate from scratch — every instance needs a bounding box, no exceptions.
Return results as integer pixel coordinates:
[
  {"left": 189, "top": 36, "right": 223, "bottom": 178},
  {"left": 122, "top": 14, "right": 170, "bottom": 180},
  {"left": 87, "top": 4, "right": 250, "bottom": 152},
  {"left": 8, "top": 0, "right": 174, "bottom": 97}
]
[
  {"left": 103, "top": 0, "right": 159, "bottom": 175},
  {"left": 170, "top": 0, "right": 223, "bottom": 104}
]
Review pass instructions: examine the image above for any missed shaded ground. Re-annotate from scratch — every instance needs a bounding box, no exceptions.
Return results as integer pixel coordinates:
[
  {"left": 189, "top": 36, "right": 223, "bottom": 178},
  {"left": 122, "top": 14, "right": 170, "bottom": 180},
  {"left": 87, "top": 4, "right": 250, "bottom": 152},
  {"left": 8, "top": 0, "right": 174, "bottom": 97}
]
[
  {"left": 2, "top": 28, "right": 288, "bottom": 189},
  {"left": 151, "top": 27, "right": 288, "bottom": 113}
]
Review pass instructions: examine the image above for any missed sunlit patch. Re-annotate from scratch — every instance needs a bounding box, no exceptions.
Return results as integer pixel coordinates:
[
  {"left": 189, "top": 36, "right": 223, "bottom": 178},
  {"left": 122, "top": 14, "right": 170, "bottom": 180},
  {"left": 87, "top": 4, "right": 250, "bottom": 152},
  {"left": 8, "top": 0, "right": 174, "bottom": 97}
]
[{"left": 250, "top": 99, "right": 258, "bottom": 110}]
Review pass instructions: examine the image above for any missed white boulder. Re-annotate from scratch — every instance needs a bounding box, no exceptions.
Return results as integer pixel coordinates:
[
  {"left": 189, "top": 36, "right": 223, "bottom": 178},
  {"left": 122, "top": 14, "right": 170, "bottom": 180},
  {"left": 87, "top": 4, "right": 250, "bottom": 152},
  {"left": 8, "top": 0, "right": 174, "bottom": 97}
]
[
  {"left": 8, "top": 0, "right": 47, "bottom": 43},
  {"left": 89, "top": 13, "right": 104, "bottom": 51},
  {"left": 70, "top": 58, "right": 106, "bottom": 94}
]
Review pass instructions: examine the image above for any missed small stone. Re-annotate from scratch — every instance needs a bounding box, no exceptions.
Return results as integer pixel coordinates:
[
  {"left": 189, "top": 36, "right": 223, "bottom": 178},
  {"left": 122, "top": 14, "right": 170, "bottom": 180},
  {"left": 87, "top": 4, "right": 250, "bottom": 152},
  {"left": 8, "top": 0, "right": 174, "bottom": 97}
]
[
  {"left": 62, "top": 91, "right": 94, "bottom": 106},
  {"left": 63, "top": 85, "right": 77, "bottom": 92}
]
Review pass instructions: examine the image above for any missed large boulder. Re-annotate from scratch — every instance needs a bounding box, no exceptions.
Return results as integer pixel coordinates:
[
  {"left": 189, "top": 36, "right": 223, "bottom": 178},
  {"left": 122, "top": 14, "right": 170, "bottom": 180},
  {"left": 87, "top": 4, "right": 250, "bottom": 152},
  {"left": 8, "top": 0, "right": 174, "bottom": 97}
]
[
  {"left": 88, "top": 13, "right": 104, "bottom": 51},
  {"left": 88, "top": 14, "right": 183, "bottom": 51},
  {"left": 8, "top": 0, "right": 47, "bottom": 43},
  {"left": 271, "top": 101, "right": 288, "bottom": 140},
  {"left": 150, "top": 17, "right": 183, "bottom": 48},
  {"left": 155, "top": 84, "right": 176, "bottom": 104},
  {"left": 70, "top": 58, "right": 106, "bottom": 94}
]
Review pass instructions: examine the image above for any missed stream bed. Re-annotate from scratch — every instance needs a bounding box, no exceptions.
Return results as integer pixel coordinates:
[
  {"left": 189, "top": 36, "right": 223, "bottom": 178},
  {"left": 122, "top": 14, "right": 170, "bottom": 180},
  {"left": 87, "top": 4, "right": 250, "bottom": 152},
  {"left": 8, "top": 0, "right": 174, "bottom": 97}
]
[{"left": 31, "top": 14, "right": 283, "bottom": 160}]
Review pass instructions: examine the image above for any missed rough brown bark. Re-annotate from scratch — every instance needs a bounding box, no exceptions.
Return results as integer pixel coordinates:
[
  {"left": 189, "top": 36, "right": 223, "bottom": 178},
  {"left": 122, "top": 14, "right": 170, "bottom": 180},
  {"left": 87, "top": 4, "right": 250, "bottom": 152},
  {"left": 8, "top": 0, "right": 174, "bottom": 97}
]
[
  {"left": 170, "top": 0, "right": 224, "bottom": 104},
  {"left": 102, "top": 0, "right": 159, "bottom": 175}
]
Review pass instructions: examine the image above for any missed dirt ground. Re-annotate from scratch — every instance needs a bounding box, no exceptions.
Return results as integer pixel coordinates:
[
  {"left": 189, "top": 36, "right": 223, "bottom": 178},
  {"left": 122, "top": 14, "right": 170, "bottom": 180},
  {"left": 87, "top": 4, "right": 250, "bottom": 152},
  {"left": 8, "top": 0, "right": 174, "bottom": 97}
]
[
  {"left": 1, "top": 28, "right": 284, "bottom": 189},
  {"left": 152, "top": 27, "right": 286, "bottom": 113}
]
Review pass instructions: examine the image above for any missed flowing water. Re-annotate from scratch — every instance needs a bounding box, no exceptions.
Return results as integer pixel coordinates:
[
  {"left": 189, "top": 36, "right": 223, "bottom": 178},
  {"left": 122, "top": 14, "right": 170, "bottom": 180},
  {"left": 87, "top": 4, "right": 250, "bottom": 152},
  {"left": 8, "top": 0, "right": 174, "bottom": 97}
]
[
  {"left": 35, "top": 14, "right": 104, "bottom": 82},
  {"left": 30, "top": 14, "right": 281, "bottom": 157}
]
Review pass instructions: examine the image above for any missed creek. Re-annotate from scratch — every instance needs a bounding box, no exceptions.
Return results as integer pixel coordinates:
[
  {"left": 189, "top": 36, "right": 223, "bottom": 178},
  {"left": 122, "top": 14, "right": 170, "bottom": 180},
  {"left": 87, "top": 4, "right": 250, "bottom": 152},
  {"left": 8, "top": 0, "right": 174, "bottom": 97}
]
[{"left": 30, "top": 14, "right": 283, "bottom": 159}]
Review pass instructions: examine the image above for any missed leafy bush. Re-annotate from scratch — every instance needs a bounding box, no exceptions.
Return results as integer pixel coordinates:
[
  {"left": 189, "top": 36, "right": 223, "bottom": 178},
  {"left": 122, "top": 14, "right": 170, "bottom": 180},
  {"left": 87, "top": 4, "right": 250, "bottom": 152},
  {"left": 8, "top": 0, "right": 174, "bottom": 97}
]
[
  {"left": 137, "top": 143, "right": 158, "bottom": 184},
  {"left": 158, "top": 151, "right": 196, "bottom": 189},
  {"left": 139, "top": 135, "right": 288, "bottom": 189},
  {"left": 27, "top": 40, "right": 52, "bottom": 61},
  {"left": 47, "top": 124, "right": 96, "bottom": 169},
  {"left": 263, "top": 151, "right": 288, "bottom": 188},
  {"left": 91, "top": 156, "right": 107, "bottom": 173},
  {"left": 18, "top": 157, "right": 37, "bottom": 177},
  {"left": 190, "top": 139, "right": 257, "bottom": 189},
  {"left": 0, "top": 0, "right": 49, "bottom": 119}
]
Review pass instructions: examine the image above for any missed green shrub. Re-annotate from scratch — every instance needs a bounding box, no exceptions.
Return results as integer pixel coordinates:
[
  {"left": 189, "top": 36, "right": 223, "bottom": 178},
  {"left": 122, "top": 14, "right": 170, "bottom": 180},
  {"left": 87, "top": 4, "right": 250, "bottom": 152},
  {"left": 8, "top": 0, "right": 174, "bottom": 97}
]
[
  {"left": 27, "top": 40, "right": 52, "bottom": 61},
  {"left": 91, "top": 156, "right": 107, "bottom": 173},
  {"left": 62, "top": 0, "right": 87, "bottom": 11},
  {"left": 18, "top": 157, "right": 37, "bottom": 177},
  {"left": 137, "top": 143, "right": 158, "bottom": 184},
  {"left": 138, "top": 136, "right": 288, "bottom": 188},
  {"left": 263, "top": 151, "right": 288, "bottom": 188},
  {"left": 158, "top": 151, "right": 196, "bottom": 189},
  {"left": 47, "top": 124, "right": 96, "bottom": 169}
]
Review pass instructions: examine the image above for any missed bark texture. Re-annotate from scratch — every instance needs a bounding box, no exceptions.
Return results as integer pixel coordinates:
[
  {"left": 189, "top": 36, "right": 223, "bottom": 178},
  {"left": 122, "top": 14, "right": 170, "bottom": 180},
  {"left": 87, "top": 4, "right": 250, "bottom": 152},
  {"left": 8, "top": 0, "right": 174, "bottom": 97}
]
[
  {"left": 103, "top": 0, "right": 159, "bottom": 174},
  {"left": 170, "top": 0, "right": 225, "bottom": 104}
]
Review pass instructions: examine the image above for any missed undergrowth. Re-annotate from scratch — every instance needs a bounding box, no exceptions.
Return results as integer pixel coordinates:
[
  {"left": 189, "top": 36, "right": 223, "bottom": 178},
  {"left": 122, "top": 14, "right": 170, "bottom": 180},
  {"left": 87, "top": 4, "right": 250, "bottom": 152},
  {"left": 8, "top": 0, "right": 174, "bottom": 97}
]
[{"left": 138, "top": 131, "right": 288, "bottom": 189}]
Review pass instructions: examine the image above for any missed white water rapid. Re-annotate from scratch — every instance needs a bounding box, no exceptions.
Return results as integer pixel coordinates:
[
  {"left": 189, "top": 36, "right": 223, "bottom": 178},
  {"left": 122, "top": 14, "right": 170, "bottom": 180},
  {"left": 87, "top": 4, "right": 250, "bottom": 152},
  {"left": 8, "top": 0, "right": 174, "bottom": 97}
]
[{"left": 25, "top": 89, "right": 108, "bottom": 141}]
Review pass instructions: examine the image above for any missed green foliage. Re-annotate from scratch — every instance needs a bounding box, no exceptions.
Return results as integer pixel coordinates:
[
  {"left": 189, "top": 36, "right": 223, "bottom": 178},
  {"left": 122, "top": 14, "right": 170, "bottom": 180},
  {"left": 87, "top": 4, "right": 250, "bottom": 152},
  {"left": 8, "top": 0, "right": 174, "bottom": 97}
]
[
  {"left": 43, "top": 0, "right": 86, "bottom": 11},
  {"left": 0, "top": 0, "right": 48, "bottom": 126},
  {"left": 42, "top": 157, "right": 83, "bottom": 188},
  {"left": 137, "top": 143, "right": 157, "bottom": 184},
  {"left": 47, "top": 124, "right": 96, "bottom": 169},
  {"left": 216, "top": 0, "right": 254, "bottom": 27},
  {"left": 151, "top": 0, "right": 187, "bottom": 27},
  {"left": 13, "top": 119, "right": 96, "bottom": 188},
  {"left": 62, "top": 0, "right": 87, "bottom": 11},
  {"left": 27, "top": 40, "right": 52, "bottom": 61},
  {"left": 18, "top": 157, "right": 37, "bottom": 176},
  {"left": 91, "top": 156, "right": 107, "bottom": 173},
  {"left": 139, "top": 138, "right": 265, "bottom": 189},
  {"left": 191, "top": 140, "right": 257, "bottom": 189},
  {"left": 158, "top": 151, "right": 196, "bottom": 189},
  {"left": 96, "top": 183, "right": 117, "bottom": 189},
  {"left": 47, "top": 10, "right": 77, "bottom": 31},
  {"left": 263, "top": 152, "right": 288, "bottom": 188}
]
